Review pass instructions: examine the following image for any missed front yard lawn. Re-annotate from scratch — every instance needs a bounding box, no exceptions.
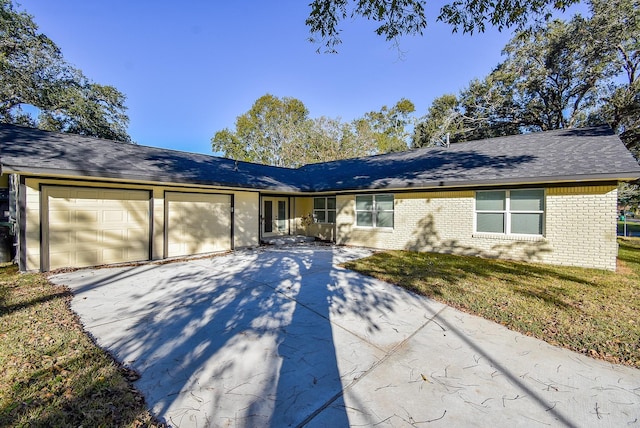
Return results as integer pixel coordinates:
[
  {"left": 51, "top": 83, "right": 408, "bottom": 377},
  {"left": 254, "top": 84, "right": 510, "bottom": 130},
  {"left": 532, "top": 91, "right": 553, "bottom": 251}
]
[
  {"left": 0, "top": 263, "right": 162, "bottom": 427},
  {"left": 344, "top": 238, "right": 640, "bottom": 369}
]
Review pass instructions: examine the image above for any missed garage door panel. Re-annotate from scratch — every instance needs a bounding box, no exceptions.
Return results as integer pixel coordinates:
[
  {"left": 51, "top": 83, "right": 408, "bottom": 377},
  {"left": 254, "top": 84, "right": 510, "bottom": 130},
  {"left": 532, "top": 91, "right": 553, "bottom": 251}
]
[
  {"left": 104, "top": 210, "right": 125, "bottom": 222},
  {"left": 167, "top": 193, "right": 231, "bottom": 258},
  {"left": 45, "top": 187, "right": 150, "bottom": 269}
]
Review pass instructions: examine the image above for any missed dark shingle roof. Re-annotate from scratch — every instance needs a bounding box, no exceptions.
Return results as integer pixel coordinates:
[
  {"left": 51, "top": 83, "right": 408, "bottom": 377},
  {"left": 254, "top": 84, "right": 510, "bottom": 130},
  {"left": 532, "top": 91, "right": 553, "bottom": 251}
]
[
  {"left": 0, "top": 124, "right": 308, "bottom": 192},
  {"left": 1, "top": 124, "right": 639, "bottom": 192},
  {"left": 299, "top": 126, "right": 640, "bottom": 191}
]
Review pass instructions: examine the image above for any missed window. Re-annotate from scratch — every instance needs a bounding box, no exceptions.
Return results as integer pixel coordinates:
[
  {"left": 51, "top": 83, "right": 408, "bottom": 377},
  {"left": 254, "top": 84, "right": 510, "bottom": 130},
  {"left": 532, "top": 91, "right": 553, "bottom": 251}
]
[
  {"left": 355, "top": 194, "right": 394, "bottom": 228},
  {"left": 313, "top": 197, "right": 336, "bottom": 223},
  {"left": 476, "top": 189, "right": 544, "bottom": 235}
]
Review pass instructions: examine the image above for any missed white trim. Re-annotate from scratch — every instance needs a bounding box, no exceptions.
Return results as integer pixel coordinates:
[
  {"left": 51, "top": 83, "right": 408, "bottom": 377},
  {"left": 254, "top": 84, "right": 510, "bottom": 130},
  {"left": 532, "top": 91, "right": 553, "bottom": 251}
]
[
  {"left": 313, "top": 196, "right": 336, "bottom": 224},
  {"left": 474, "top": 189, "right": 545, "bottom": 236},
  {"left": 355, "top": 194, "right": 394, "bottom": 229}
]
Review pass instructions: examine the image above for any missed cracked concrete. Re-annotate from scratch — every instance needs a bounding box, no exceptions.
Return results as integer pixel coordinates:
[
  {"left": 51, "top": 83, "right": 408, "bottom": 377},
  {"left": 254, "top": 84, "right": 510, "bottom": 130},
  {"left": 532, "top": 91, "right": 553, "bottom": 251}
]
[{"left": 50, "top": 245, "right": 640, "bottom": 427}]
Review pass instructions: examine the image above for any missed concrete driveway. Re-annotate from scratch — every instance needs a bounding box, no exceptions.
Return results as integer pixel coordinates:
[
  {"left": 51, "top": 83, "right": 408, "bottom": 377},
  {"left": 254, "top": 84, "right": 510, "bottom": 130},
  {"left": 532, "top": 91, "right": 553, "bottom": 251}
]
[{"left": 50, "top": 245, "right": 640, "bottom": 427}]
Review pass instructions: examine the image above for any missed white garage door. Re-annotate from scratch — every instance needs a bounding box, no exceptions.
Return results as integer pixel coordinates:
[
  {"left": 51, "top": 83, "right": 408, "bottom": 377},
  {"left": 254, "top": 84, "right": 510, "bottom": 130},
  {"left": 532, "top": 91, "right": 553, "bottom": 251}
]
[
  {"left": 45, "top": 186, "right": 151, "bottom": 270},
  {"left": 166, "top": 192, "right": 232, "bottom": 258}
]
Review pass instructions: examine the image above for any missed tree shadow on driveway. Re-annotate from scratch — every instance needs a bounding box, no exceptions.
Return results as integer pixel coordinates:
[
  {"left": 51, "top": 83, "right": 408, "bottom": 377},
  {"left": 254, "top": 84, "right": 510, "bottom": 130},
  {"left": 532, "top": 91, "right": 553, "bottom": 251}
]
[{"left": 53, "top": 246, "right": 412, "bottom": 427}]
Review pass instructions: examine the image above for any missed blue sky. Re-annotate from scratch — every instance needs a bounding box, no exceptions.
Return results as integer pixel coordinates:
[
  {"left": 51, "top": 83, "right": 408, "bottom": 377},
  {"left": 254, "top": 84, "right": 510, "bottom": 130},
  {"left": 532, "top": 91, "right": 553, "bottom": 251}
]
[{"left": 19, "top": 1, "right": 548, "bottom": 154}]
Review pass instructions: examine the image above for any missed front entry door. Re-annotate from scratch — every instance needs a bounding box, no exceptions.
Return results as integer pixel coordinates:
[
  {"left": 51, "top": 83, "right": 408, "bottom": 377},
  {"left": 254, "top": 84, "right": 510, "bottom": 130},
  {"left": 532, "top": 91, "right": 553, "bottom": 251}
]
[{"left": 262, "top": 197, "right": 288, "bottom": 236}]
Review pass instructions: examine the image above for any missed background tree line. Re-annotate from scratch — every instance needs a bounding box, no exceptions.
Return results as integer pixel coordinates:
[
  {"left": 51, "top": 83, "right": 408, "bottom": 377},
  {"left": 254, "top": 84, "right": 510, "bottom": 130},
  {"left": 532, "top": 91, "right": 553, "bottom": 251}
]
[
  {"left": 412, "top": 0, "right": 638, "bottom": 154},
  {"left": 211, "top": 94, "right": 415, "bottom": 167}
]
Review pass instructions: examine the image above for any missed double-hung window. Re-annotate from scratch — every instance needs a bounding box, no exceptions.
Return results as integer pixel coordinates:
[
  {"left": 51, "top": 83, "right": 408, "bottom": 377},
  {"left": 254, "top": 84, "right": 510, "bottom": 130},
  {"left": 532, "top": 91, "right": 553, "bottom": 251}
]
[
  {"left": 313, "top": 197, "right": 336, "bottom": 223},
  {"left": 355, "top": 194, "right": 394, "bottom": 228},
  {"left": 476, "top": 189, "right": 544, "bottom": 235}
]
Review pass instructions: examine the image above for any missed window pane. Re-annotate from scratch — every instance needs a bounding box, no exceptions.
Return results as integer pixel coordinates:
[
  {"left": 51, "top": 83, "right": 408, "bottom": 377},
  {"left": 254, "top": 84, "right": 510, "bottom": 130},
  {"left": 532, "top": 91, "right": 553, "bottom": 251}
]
[
  {"left": 376, "top": 211, "right": 394, "bottom": 228},
  {"left": 511, "top": 213, "right": 543, "bottom": 234},
  {"left": 314, "top": 198, "right": 325, "bottom": 209},
  {"left": 477, "top": 213, "right": 505, "bottom": 233},
  {"left": 476, "top": 191, "right": 506, "bottom": 211},
  {"left": 376, "top": 194, "right": 394, "bottom": 211},
  {"left": 511, "top": 190, "right": 544, "bottom": 211},
  {"left": 327, "top": 197, "right": 336, "bottom": 209},
  {"left": 314, "top": 210, "right": 326, "bottom": 223},
  {"left": 328, "top": 211, "right": 336, "bottom": 223},
  {"left": 356, "top": 195, "right": 373, "bottom": 211},
  {"left": 357, "top": 211, "right": 373, "bottom": 227}
]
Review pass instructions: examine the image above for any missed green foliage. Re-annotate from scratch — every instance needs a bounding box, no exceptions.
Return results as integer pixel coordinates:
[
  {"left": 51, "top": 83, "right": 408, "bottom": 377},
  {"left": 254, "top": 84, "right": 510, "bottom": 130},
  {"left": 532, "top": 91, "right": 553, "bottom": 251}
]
[
  {"left": 0, "top": 0, "right": 131, "bottom": 142},
  {"left": 298, "top": 116, "right": 378, "bottom": 164},
  {"left": 212, "top": 94, "right": 310, "bottom": 167},
  {"left": 412, "top": 94, "right": 461, "bottom": 148},
  {"left": 414, "top": 0, "right": 640, "bottom": 148},
  {"left": 306, "top": 0, "right": 427, "bottom": 52},
  {"left": 619, "top": 182, "right": 640, "bottom": 212},
  {"left": 438, "top": 0, "right": 579, "bottom": 34},
  {"left": 503, "top": 18, "right": 614, "bottom": 130},
  {"left": 359, "top": 98, "right": 415, "bottom": 152},
  {"left": 587, "top": 0, "right": 640, "bottom": 156},
  {"left": 212, "top": 94, "right": 412, "bottom": 167},
  {"left": 305, "top": 0, "right": 579, "bottom": 52}
]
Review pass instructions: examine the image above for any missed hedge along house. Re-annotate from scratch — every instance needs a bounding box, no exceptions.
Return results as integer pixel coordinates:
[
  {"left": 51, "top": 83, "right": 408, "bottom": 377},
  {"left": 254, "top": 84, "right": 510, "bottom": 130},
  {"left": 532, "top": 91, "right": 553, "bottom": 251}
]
[{"left": 1, "top": 123, "right": 639, "bottom": 272}]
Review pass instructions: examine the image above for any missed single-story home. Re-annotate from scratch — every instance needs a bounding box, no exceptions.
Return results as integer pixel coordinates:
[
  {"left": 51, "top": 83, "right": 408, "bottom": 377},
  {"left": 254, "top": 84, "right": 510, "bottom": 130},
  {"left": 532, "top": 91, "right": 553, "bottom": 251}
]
[{"left": 1, "top": 123, "right": 639, "bottom": 272}]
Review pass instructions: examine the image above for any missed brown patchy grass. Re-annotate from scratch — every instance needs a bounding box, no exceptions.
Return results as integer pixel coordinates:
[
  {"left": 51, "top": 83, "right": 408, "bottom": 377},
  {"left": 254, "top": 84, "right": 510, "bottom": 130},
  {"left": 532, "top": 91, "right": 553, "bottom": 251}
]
[
  {"left": 344, "top": 238, "right": 640, "bottom": 368},
  {"left": 0, "top": 263, "right": 163, "bottom": 427}
]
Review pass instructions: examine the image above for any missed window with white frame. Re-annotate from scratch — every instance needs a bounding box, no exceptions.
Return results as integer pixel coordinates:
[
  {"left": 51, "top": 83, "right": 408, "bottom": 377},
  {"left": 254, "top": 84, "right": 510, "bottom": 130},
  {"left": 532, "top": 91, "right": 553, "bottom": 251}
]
[
  {"left": 313, "top": 197, "right": 336, "bottom": 223},
  {"left": 355, "top": 194, "right": 394, "bottom": 228},
  {"left": 475, "top": 189, "right": 544, "bottom": 235}
]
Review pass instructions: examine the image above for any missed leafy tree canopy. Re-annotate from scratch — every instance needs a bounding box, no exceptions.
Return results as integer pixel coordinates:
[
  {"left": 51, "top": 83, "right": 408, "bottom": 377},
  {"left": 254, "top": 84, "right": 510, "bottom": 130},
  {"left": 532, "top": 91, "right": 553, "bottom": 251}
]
[
  {"left": 211, "top": 94, "right": 411, "bottom": 167},
  {"left": 212, "top": 94, "right": 310, "bottom": 167},
  {"left": 306, "top": 0, "right": 579, "bottom": 52},
  {"left": 358, "top": 98, "right": 415, "bottom": 153},
  {"left": 412, "top": 0, "right": 640, "bottom": 151},
  {"left": 0, "top": 0, "right": 131, "bottom": 142}
]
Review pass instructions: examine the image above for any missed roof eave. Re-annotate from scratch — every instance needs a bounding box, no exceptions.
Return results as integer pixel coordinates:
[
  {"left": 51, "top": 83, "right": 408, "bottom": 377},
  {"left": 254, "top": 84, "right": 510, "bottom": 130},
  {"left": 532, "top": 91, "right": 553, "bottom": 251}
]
[
  {"left": 1, "top": 165, "right": 306, "bottom": 193},
  {"left": 312, "top": 173, "right": 639, "bottom": 193}
]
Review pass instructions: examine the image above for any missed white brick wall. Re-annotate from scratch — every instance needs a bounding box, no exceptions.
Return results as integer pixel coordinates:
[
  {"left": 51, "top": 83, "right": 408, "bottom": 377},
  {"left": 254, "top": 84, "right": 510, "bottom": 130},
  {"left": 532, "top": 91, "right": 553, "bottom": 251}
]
[{"left": 335, "top": 185, "right": 618, "bottom": 271}]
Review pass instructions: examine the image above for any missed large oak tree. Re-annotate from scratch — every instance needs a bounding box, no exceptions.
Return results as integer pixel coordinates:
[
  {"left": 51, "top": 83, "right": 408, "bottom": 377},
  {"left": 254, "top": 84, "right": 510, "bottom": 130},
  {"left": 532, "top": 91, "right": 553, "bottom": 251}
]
[
  {"left": 0, "top": 0, "right": 131, "bottom": 142},
  {"left": 413, "top": 0, "right": 639, "bottom": 148}
]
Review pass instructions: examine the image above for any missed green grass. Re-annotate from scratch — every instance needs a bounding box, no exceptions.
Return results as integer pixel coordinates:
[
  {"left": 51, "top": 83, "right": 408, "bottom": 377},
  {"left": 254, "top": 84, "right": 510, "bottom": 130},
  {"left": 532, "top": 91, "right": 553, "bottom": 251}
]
[
  {"left": 344, "top": 238, "right": 640, "bottom": 368},
  {"left": 0, "top": 263, "right": 162, "bottom": 427},
  {"left": 618, "top": 220, "right": 640, "bottom": 235}
]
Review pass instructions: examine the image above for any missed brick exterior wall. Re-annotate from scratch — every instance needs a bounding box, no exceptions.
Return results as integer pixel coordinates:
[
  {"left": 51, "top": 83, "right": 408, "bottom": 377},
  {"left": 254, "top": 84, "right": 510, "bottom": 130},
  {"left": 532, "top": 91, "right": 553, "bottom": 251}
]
[{"left": 333, "top": 185, "right": 618, "bottom": 271}]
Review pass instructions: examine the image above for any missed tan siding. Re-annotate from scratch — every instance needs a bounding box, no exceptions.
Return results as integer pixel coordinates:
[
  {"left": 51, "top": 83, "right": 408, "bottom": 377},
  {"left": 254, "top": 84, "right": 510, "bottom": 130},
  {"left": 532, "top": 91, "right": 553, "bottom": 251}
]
[
  {"left": 22, "top": 178, "right": 260, "bottom": 270},
  {"left": 293, "top": 197, "right": 336, "bottom": 241},
  {"left": 294, "top": 197, "right": 313, "bottom": 234},
  {"left": 45, "top": 186, "right": 150, "bottom": 270},
  {"left": 152, "top": 189, "right": 164, "bottom": 260},
  {"left": 25, "top": 179, "right": 41, "bottom": 271},
  {"left": 234, "top": 191, "right": 259, "bottom": 248},
  {"left": 166, "top": 192, "right": 231, "bottom": 257}
]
